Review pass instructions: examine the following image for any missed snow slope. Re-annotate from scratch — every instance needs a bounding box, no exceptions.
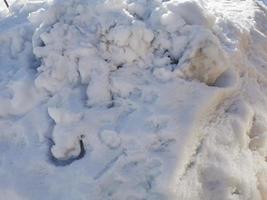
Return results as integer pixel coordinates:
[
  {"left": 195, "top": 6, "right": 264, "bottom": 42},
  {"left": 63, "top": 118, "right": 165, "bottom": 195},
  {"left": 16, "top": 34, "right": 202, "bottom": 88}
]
[{"left": 0, "top": 0, "right": 267, "bottom": 199}]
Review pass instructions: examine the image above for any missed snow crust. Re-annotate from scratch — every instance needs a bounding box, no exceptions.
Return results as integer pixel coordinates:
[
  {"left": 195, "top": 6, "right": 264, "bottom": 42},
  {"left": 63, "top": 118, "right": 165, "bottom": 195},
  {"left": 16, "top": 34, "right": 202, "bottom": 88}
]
[{"left": 0, "top": 0, "right": 267, "bottom": 199}]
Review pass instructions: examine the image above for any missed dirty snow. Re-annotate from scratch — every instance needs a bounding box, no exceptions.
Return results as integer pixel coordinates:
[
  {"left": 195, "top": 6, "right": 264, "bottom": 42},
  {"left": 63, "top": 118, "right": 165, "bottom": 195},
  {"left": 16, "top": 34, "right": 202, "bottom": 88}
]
[{"left": 0, "top": 0, "right": 267, "bottom": 199}]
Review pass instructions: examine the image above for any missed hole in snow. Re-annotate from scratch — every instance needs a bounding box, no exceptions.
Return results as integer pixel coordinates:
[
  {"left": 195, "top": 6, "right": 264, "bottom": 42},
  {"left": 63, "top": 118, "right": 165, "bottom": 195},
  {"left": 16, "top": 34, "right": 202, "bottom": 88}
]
[
  {"left": 212, "top": 69, "right": 238, "bottom": 88},
  {"left": 48, "top": 136, "right": 86, "bottom": 167},
  {"left": 232, "top": 187, "right": 241, "bottom": 195},
  {"left": 39, "top": 40, "right": 45, "bottom": 47},
  {"left": 116, "top": 65, "right": 123, "bottom": 69},
  {"left": 168, "top": 55, "right": 179, "bottom": 65}
]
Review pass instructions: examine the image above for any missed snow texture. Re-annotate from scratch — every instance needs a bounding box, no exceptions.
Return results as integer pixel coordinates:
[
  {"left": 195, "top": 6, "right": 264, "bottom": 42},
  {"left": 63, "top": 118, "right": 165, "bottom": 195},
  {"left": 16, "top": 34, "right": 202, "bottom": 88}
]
[{"left": 0, "top": 0, "right": 267, "bottom": 199}]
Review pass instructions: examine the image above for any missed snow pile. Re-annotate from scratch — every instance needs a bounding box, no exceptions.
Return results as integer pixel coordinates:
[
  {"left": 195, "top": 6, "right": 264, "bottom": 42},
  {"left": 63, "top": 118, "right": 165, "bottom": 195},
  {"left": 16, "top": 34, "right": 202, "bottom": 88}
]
[
  {"left": 0, "top": 0, "right": 267, "bottom": 199},
  {"left": 30, "top": 0, "right": 224, "bottom": 93}
]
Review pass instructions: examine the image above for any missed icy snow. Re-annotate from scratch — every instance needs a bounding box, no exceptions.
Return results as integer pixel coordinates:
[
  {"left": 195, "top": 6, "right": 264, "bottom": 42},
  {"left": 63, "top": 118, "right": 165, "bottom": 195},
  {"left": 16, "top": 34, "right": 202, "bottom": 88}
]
[{"left": 0, "top": 0, "right": 267, "bottom": 199}]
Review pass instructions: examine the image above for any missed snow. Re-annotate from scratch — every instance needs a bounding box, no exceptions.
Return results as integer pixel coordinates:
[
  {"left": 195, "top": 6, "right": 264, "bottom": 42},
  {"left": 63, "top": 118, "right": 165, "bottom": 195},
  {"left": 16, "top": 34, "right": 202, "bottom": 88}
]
[{"left": 0, "top": 0, "right": 267, "bottom": 199}]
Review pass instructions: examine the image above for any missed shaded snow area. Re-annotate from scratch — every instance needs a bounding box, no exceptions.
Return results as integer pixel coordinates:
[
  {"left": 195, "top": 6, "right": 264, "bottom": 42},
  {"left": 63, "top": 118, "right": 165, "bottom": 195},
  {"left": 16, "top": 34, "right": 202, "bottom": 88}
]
[{"left": 0, "top": 0, "right": 267, "bottom": 199}]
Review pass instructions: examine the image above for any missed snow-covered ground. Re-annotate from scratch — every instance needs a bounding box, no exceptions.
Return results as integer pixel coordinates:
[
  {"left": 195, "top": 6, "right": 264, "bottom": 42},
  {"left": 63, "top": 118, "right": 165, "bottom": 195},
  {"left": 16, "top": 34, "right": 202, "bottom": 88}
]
[{"left": 0, "top": 0, "right": 267, "bottom": 199}]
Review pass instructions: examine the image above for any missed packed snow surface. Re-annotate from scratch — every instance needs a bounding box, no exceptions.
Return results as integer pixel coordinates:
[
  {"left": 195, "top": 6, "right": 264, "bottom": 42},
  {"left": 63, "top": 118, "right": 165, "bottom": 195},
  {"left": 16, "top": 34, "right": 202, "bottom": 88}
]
[{"left": 0, "top": 0, "right": 267, "bottom": 199}]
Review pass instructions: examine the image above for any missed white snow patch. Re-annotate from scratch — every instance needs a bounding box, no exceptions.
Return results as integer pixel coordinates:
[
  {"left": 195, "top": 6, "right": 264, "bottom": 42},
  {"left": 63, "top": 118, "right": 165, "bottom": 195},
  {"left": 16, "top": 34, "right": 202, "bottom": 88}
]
[{"left": 0, "top": 0, "right": 266, "bottom": 199}]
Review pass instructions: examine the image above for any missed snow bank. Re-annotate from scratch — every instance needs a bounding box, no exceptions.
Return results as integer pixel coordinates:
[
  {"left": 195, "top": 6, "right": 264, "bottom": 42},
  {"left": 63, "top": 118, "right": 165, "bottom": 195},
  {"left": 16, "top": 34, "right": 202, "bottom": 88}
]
[{"left": 0, "top": 0, "right": 266, "bottom": 200}]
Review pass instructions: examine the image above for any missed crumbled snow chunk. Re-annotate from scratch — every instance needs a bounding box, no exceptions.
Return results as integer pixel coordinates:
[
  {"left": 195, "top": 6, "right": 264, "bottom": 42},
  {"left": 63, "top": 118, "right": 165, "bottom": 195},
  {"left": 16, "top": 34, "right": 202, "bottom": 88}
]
[
  {"left": 160, "top": 11, "right": 186, "bottom": 32},
  {"left": 51, "top": 135, "right": 81, "bottom": 160},
  {"left": 153, "top": 68, "right": 174, "bottom": 82},
  {"left": 107, "top": 25, "right": 131, "bottom": 47},
  {"left": 86, "top": 67, "right": 111, "bottom": 107},
  {"left": 99, "top": 130, "right": 121, "bottom": 149},
  {"left": 179, "top": 29, "right": 229, "bottom": 85},
  {"left": 48, "top": 107, "right": 83, "bottom": 124}
]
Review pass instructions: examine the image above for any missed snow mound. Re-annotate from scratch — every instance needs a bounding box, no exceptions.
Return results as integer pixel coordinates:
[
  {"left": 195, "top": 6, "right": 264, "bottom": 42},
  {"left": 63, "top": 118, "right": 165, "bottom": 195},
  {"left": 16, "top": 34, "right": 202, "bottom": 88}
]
[{"left": 0, "top": 0, "right": 267, "bottom": 200}]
